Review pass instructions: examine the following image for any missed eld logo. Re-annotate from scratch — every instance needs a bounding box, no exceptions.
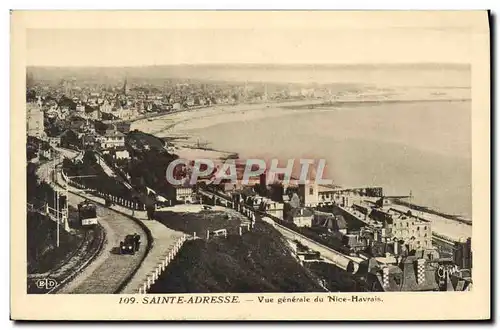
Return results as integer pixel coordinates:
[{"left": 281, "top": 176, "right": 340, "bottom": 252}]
[{"left": 35, "top": 278, "right": 58, "bottom": 290}]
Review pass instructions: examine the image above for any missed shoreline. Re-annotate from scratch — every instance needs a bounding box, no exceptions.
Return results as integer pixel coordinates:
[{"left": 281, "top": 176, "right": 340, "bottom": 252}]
[{"left": 130, "top": 92, "right": 470, "bottom": 135}]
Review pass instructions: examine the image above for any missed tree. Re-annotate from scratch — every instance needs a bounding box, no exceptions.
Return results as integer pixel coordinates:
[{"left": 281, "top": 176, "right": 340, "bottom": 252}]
[
  {"left": 83, "top": 150, "right": 97, "bottom": 165},
  {"left": 26, "top": 89, "right": 37, "bottom": 103},
  {"left": 290, "top": 193, "right": 301, "bottom": 209},
  {"left": 60, "top": 130, "right": 80, "bottom": 149}
]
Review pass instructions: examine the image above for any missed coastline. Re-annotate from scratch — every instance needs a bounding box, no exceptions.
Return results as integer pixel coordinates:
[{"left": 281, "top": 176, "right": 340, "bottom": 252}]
[{"left": 130, "top": 85, "right": 470, "bottom": 136}]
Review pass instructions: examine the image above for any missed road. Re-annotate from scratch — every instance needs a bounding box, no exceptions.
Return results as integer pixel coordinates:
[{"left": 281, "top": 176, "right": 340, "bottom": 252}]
[{"left": 36, "top": 149, "right": 149, "bottom": 294}]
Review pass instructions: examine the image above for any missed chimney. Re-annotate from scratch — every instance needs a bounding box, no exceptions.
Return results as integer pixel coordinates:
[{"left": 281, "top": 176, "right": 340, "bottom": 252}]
[
  {"left": 416, "top": 258, "right": 426, "bottom": 284},
  {"left": 382, "top": 267, "right": 390, "bottom": 288}
]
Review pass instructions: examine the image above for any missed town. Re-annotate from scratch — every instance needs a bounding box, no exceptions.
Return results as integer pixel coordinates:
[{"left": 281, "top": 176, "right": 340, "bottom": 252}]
[{"left": 26, "top": 72, "right": 473, "bottom": 294}]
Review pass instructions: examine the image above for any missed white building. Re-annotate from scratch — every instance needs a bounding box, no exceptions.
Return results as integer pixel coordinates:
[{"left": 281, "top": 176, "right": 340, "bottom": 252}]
[
  {"left": 115, "top": 147, "right": 130, "bottom": 160},
  {"left": 98, "top": 129, "right": 125, "bottom": 149},
  {"left": 26, "top": 103, "right": 45, "bottom": 138},
  {"left": 298, "top": 183, "right": 319, "bottom": 207}
]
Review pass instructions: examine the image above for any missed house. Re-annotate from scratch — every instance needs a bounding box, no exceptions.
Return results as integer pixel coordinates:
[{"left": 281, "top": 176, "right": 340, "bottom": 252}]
[
  {"left": 98, "top": 129, "right": 125, "bottom": 149},
  {"left": 114, "top": 146, "right": 130, "bottom": 160},
  {"left": 314, "top": 212, "right": 348, "bottom": 234},
  {"left": 48, "top": 136, "right": 61, "bottom": 148},
  {"left": 172, "top": 102, "right": 182, "bottom": 111},
  {"left": 100, "top": 100, "right": 113, "bottom": 113},
  {"left": 167, "top": 184, "right": 196, "bottom": 204},
  {"left": 39, "top": 147, "right": 53, "bottom": 160},
  {"left": 67, "top": 116, "right": 87, "bottom": 132},
  {"left": 115, "top": 122, "right": 131, "bottom": 134},
  {"left": 81, "top": 133, "right": 99, "bottom": 148},
  {"left": 84, "top": 105, "right": 99, "bottom": 120},
  {"left": 259, "top": 198, "right": 284, "bottom": 219},
  {"left": 75, "top": 103, "right": 85, "bottom": 113},
  {"left": 286, "top": 207, "right": 314, "bottom": 227}
]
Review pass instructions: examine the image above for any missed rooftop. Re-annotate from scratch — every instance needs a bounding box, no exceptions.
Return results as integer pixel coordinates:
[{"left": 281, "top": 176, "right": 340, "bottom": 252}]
[{"left": 103, "top": 130, "right": 125, "bottom": 138}]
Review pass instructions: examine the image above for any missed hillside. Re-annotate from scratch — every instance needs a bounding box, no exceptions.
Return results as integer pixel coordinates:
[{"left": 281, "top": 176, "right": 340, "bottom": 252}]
[
  {"left": 149, "top": 222, "right": 325, "bottom": 293},
  {"left": 27, "top": 211, "right": 84, "bottom": 274}
]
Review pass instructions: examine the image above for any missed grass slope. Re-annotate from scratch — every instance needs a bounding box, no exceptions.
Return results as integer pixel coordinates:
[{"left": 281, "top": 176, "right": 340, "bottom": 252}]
[
  {"left": 27, "top": 211, "right": 84, "bottom": 274},
  {"left": 149, "top": 222, "right": 325, "bottom": 293}
]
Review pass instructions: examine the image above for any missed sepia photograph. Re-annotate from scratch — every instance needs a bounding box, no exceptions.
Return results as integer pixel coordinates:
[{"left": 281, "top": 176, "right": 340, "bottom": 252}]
[{"left": 11, "top": 10, "right": 490, "bottom": 320}]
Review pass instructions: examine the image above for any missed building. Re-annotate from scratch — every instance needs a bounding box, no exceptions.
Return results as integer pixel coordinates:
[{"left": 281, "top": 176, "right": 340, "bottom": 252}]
[
  {"left": 343, "top": 233, "right": 368, "bottom": 252},
  {"left": 357, "top": 256, "right": 440, "bottom": 292},
  {"left": 258, "top": 198, "right": 284, "bottom": 219},
  {"left": 115, "top": 122, "right": 131, "bottom": 134},
  {"left": 39, "top": 144, "right": 53, "bottom": 160},
  {"left": 122, "top": 78, "right": 129, "bottom": 95},
  {"left": 114, "top": 146, "right": 130, "bottom": 160},
  {"left": 167, "top": 184, "right": 196, "bottom": 204},
  {"left": 370, "top": 207, "right": 433, "bottom": 251},
  {"left": 313, "top": 211, "right": 348, "bottom": 234},
  {"left": 98, "top": 128, "right": 125, "bottom": 149},
  {"left": 67, "top": 116, "right": 87, "bottom": 133},
  {"left": 286, "top": 207, "right": 314, "bottom": 227},
  {"left": 81, "top": 133, "right": 100, "bottom": 148},
  {"left": 317, "top": 186, "right": 337, "bottom": 205},
  {"left": 47, "top": 136, "right": 61, "bottom": 148},
  {"left": 453, "top": 237, "right": 472, "bottom": 270},
  {"left": 75, "top": 103, "right": 85, "bottom": 113},
  {"left": 298, "top": 183, "right": 319, "bottom": 207},
  {"left": 59, "top": 129, "right": 80, "bottom": 149},
  {"left": 27, "top": 103, "right": 45, "bottom": 138}
]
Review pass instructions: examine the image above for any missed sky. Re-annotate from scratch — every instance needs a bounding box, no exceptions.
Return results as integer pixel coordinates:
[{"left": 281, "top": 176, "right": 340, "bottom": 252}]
[{"left": 25, "top": 12, "right": 482, "bottom": 67}]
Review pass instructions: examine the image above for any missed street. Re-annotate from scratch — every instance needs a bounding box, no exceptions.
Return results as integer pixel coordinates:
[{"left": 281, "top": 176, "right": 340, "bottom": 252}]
[{"left": 35, "top": 149, "right": 149, "bottom": 294}]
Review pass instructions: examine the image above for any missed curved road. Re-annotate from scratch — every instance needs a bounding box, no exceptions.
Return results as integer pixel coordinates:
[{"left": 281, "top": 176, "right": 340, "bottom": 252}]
[{"left": 36, "top": 149, "right": 148, "bottom": 294}]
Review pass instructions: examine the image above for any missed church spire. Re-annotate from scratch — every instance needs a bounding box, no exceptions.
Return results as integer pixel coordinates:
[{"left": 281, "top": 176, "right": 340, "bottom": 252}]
[{"left": 122, "top": 77, "right": 128, "bottom": 95}]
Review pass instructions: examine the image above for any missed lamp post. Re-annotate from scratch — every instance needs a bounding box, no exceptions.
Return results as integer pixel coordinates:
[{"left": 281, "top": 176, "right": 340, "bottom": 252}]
[{"left": 50, "top": 187, "right": 66, "bottom": 248}]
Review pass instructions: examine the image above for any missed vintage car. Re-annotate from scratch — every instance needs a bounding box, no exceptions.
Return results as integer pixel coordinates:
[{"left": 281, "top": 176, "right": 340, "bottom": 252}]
[{"left": 119, "top": 234, "right": 141, "bottom": 255}]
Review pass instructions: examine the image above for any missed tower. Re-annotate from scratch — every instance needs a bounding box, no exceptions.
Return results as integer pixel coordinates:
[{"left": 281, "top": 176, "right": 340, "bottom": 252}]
[
  {"left": 122, "top": 77, "right": 129, "bottom": 95},
  {"left": 298, "top": 182, "right": 319, "bottom": 207}
]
